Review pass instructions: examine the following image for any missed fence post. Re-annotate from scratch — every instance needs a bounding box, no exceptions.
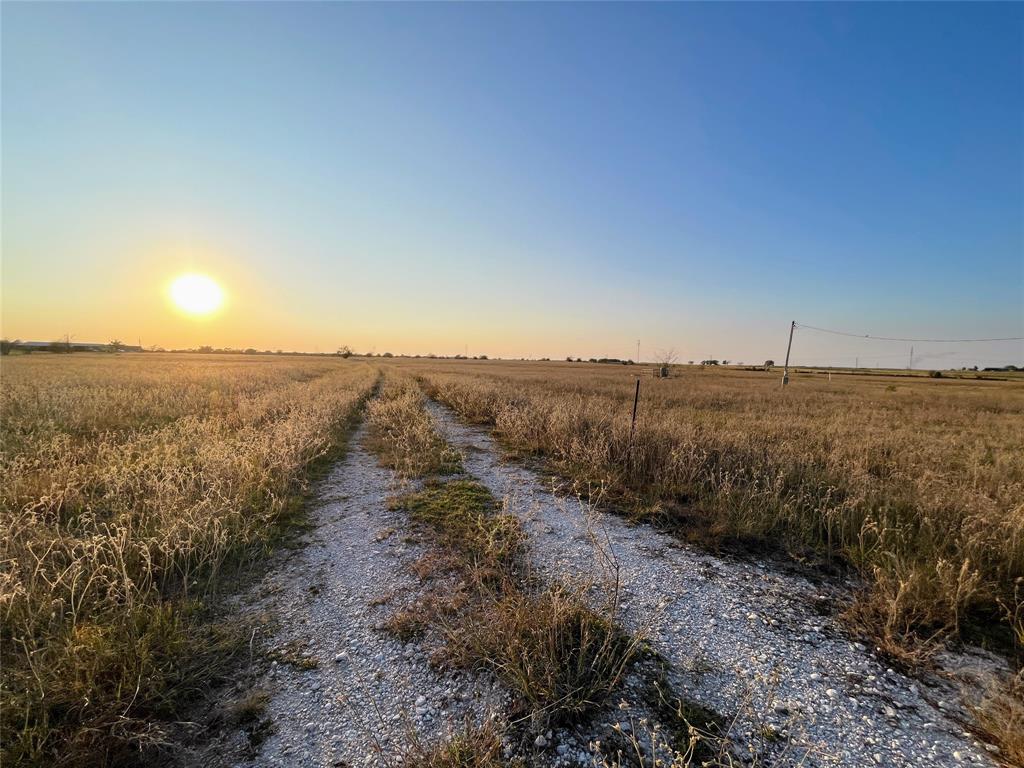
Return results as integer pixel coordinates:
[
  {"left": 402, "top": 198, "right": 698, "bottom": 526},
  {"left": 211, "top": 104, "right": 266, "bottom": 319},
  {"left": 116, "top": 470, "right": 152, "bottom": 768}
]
[{"left": 627, "top": 378, "right": 640, "bottom": 463}]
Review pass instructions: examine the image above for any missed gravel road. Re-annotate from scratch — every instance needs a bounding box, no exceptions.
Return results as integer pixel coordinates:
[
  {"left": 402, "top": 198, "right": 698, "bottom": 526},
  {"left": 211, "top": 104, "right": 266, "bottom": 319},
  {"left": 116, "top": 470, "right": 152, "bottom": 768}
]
[
  {"left": 426, "top": 401, "right": 1001, "bottom": 768},
  {"left": 196, "top": 407, "right": 1002, "bottom": 768},
  {"left": 194, "top": 422, "right": 508, "bottom": 768}
]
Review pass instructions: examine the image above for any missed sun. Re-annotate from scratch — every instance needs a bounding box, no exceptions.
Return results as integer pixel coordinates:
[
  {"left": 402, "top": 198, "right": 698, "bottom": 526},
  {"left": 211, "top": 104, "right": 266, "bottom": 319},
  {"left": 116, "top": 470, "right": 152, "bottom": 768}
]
[{"left": 169, "top": 273, "right": 224, "bottom": 316}]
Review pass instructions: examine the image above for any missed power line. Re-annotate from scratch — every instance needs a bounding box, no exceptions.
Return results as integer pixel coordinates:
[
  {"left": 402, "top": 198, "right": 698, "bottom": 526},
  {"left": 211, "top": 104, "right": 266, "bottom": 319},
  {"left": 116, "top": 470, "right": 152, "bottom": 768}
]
[{"left": 795, "top": 323, "right": 1024, "bottom": 344}]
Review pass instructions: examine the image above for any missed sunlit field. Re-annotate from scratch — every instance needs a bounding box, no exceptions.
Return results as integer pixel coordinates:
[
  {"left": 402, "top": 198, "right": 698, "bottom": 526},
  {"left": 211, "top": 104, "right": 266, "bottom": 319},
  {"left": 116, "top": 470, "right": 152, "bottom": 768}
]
[
  {"left": 387, "top": 358, "right": 1024, "bottom": 658},
  {"left": 3, "top": 353, "right": 1023, "bottom": 766},
  {"left": 0, "top": 354, "right": 376, "bottom": 766}
]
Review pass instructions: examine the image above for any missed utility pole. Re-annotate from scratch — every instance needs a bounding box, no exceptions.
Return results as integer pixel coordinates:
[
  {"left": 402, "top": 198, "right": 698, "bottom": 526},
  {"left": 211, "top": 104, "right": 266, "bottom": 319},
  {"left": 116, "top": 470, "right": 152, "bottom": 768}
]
[
  {"left": 781, "top": 321, "right": 795, "bottom": 388},
  {"left": 908, "top": 346, "right": 914, "bottom": 370},
  {"left": 855, "top": 357, "right": 859, "bottom": 369},
  {"left": 636, "top": 339, "right": 640, "bottom": 364}
]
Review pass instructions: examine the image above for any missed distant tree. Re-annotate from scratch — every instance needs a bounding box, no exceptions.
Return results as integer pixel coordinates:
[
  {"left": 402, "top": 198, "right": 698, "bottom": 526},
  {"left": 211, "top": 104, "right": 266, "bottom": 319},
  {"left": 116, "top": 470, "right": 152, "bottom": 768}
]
[
  {"left": 763, "top": 360, "right": 775, "bottom": 371},
  {"left": 108, "top": 339, "right": 126, "bottom": 352},
  {"left": 700, "top": 359, "right": 719, "bottom": 366},
  {"left": 0, "top": 339, "right": 20, "bottom": 356},
  {"left": 478, "top": 354, "right": 488, "bottom": 360},
  {"left": 382, "top": 351, "right": 393, "bottom": 358},
  {"left": 655, "top": 348, "right": 679, "bottom": 376},
  {"left": 198, "top": 345, "right": 213, "bottom": 354},
  {"left": 652, "top": 349, "right": 677, "bottom": 377},
  {"left": 722, "top": 360, "right": 731, "bottom": 365},
  {"left": 687, "top": 360, "right": 694, "bottom": 366},
  {"left": 49, "top": 339, "right": 72, "bottom": 354},
  {"left": 337, "top": 345, "right": 352, "bottom": 358},
  {"left": 588, "top": 358, "right": 597, "bottom": 363},
  {"left": 566, "top": 356, "right": 574, "bottom": 362},
  {"left": 655, "top": 348, "right": 678, "bottom": 366}
]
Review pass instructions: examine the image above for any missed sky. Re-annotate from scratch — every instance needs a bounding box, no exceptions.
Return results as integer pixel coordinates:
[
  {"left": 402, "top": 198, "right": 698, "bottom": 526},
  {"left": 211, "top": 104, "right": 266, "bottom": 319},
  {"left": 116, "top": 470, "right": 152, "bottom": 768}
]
[{"left": 2, "top": 2, "right": 1022, "bottom": 367}]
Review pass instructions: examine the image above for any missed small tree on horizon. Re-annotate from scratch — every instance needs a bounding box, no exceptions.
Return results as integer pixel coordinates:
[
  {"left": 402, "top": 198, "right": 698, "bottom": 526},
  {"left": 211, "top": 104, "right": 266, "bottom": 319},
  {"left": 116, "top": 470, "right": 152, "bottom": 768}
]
[{"left": 655, "top": 348, "right": 679, "bottom": 366}]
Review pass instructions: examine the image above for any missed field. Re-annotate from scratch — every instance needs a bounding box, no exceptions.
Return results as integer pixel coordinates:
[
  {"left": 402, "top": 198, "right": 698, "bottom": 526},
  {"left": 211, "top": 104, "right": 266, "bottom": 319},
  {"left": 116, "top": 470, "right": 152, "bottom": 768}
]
[
  {"left": 2, "top": 354, "right": 1022, "bottom": 767},
  {"left": 399, "top": 359, "right": 1024, "bottom": 655},
  {"left": 0, "top": 354, "right": 377, "bottom": 766}
]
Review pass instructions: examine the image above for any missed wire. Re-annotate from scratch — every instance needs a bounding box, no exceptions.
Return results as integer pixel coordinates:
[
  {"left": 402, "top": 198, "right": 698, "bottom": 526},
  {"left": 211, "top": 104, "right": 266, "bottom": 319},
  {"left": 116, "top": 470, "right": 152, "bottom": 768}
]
[{"left": 795, "top": 323, "right": 1024, "bottom": 344}]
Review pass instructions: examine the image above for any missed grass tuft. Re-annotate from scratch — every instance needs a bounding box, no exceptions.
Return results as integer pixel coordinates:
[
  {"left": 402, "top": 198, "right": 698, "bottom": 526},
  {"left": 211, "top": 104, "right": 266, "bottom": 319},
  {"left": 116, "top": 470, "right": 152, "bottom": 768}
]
[
  {"left": 402, "top": 721, "right": 509, "bottom": 768},
  {"left": 449, "top": 586, "right": 640, "bottom": 725},
  {"left": 391, "top": 480, "right": 524, "bottom": 586}
]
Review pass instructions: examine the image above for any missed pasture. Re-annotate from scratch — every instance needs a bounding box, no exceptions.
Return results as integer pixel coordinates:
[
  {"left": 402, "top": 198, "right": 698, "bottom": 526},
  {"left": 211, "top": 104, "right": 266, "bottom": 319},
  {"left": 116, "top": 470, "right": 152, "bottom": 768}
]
[{"left": 1, "top": 353, "right": 1021, "bottom": 766}]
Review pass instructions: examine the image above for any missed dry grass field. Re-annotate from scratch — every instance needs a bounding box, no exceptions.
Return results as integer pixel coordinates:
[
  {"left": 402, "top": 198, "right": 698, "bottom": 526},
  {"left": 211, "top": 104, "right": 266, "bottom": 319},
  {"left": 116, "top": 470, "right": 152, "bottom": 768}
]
[
  {"left": 0, "top": 354, "right": 376, "bottom": 766},
  {"left": 390, "top": 359, "right": 1024, "bottom": 659},
  {"left": 3, "top": 354, "right": 1022, "bottom": 766},
  {"left": 399, "top": 359, "right": 1024, "bottom": 760}
]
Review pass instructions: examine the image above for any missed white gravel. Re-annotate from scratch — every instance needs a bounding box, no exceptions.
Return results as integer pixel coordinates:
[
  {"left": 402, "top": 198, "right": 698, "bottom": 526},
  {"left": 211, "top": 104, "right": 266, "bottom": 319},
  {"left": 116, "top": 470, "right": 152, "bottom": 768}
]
[
  {"left": 194, "top": 422, "right": 508, "bottom": 768},
  {"left": 426, "top": 400, "right": 1000, "bottom": 768}
]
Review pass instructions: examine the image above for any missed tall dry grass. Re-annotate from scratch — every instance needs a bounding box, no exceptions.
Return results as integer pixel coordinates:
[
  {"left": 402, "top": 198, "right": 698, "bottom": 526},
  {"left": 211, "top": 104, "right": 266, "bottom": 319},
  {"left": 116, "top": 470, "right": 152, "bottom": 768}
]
[
  {"left": 392, "top": 361, "right": 1024, "bottom": 657},
  {"left": 0, "top": 353, "right": 376, "bottom": 766}
]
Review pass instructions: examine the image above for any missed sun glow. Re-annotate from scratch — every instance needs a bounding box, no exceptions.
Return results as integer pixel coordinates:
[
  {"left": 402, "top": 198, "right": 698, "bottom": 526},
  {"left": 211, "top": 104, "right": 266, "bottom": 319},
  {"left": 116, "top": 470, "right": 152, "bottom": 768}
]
[{"left": 169, "top": 273, "right": 224, "bottom": 316}]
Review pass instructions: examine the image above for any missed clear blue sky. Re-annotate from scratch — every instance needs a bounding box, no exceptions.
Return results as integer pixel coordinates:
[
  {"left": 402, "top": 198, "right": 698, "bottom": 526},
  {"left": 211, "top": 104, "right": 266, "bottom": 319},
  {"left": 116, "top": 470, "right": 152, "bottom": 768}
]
[{"left": 3, "top": 2, "right": 1022, "bottom": 366}]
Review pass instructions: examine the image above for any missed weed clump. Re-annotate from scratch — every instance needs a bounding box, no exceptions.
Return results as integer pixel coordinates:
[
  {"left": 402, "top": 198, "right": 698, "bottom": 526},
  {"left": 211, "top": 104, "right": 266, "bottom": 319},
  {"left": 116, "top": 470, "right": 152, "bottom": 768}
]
[
  {"left": 391, "top": 480, "right": 524, "bottom": 586},
  {"left": 450, "top": 587, "right": 640, "bottom": 725},
  {"left": 402, "top": 721, "right": 508, "bottom": 768}
]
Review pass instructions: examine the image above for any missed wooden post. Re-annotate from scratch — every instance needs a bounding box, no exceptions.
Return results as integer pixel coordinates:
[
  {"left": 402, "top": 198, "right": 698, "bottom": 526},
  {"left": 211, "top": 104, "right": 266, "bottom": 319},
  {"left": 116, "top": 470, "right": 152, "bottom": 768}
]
[
  {"left": 627, "top": 378, "right": 640, "bottom": 461},
  {"left": 781, "top": 321, "right": 795, "bottom": 388}
]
